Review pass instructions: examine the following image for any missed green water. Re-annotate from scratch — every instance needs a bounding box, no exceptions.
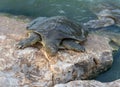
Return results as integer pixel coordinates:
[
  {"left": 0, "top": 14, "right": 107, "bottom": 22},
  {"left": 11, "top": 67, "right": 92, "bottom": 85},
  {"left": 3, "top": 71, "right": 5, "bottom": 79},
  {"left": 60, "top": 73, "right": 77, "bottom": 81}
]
[
  {"left": 0, "top": 0, "right": 96, "bottom": 22},
  {"left": 0, "top": 0, "right": 120, "bottom": 22},
  {"left": 0, "top": 0, "right": 120, "bottom": 82}
]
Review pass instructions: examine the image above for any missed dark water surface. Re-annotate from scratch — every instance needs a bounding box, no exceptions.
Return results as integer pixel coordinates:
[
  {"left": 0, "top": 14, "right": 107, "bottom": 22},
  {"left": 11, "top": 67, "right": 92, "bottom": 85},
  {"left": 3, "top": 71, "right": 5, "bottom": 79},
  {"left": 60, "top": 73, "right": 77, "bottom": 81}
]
[{"left": 0, "top": 0, "right": 120, "bottom": 82}]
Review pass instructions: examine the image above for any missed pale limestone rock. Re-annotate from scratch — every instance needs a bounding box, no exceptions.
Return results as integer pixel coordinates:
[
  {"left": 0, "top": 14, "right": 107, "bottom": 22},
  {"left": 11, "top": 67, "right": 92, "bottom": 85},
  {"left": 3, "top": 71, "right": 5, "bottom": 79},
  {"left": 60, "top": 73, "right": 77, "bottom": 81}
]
[
  {"left": 0, "top": 71, "right": 19, "bottom": 87},
  {"left": 0, "top": 15, "right": 113, "bottom": 87},
  {"left": 54, "top": 79, "right": 120, "bottom": 87}
]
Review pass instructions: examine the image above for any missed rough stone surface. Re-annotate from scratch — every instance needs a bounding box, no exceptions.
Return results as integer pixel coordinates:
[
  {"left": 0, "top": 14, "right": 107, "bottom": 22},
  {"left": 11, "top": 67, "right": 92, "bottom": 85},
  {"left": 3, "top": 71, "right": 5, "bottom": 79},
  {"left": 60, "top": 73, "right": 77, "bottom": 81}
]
[
  {"left": 0, "top": 15, "right": 113, "bottom": 87},
  {"left": 54, "top": 79, "right": 120, "bottom": 87}
]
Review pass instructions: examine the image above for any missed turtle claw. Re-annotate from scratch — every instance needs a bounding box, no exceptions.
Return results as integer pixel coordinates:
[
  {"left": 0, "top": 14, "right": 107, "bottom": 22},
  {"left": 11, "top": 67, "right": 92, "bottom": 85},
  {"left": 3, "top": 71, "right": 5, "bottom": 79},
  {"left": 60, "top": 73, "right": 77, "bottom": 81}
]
[
  {"left": 16, "top": 39, "right": 29, "bottom": 49},
  {"left": 79, "top": 47, "right": 85, "bottom": 52},
  {"left": 16, "top": 33, "right": 41, "bottom": 49},
  {"left": 16, "top": 42, "right": 26, "bottom": 49},
  {"left": 72, "top": 45, "right": 85, "bottom": 52}
]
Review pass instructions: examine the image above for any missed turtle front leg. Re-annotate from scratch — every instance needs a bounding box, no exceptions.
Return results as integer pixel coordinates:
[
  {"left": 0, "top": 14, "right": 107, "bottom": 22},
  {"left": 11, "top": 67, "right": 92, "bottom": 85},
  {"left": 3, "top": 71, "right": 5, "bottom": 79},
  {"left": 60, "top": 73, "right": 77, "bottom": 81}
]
[
  {"left": 61, "top": 40, "right": 85, "bottom": 52},
  {"left": 16, "top": 33, "right": 41, "bottom": 49},
  {"left": 44, "top": 43, "right": 59, "bottom": 57},
  {"left": 43, "top": 39, "right": 61, "bottom": 57}
]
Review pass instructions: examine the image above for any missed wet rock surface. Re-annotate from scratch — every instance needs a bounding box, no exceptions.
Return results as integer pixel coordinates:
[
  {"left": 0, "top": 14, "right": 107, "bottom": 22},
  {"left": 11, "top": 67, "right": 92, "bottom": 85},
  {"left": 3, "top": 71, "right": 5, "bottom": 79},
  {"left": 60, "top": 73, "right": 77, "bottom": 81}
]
[
  {"left": 84, "top": 3, "right": 120, "bottom": 29},
  {"left": 0, "top": 15, "right": 113, "bottom": 87}
]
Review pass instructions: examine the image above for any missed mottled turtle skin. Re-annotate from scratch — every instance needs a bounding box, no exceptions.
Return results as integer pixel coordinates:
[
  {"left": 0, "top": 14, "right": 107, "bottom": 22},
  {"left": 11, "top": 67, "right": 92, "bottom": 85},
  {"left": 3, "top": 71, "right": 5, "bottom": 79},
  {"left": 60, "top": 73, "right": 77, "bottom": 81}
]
[{"left": 17, "top": 16, "right": 88, "bottom": 56}]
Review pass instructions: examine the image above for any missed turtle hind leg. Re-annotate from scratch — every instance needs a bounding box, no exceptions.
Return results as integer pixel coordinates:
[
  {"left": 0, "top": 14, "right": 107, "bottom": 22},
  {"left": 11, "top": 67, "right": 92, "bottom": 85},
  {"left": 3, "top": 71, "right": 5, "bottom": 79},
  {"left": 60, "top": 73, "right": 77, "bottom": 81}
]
[
  {"left": 61, "top": 40, "right": 85, "bottom": 52},
  {"left": 16, "top": 32, "right": 41, "bottom": 49}
]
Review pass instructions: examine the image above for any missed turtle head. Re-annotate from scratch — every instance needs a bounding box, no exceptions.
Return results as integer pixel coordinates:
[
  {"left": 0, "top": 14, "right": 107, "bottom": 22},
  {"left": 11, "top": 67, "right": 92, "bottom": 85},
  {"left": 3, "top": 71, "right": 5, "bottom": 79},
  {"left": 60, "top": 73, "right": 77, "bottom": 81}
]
[
  {"left": 26, "top": 20, "right": 41, "bottom": 32},
  {"left": 26, "top": 17, "right": 47, "bottom": 31},
  {"left": 26, "top": 23, "right": 38, "bottom": 32}
]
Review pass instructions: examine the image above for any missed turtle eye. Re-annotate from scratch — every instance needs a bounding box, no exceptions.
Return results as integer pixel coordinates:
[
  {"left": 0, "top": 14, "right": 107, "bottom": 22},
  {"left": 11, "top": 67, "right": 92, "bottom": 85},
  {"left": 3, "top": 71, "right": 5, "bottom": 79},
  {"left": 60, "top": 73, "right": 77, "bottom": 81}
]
[
  {"left": 26, "top": 20, "right": 37, "bottom": 30},
  {"left": 26, "top": 24, "right": 32, "bottom": 30},
  {"left": 26, "top": 26, "right": 29, "bottom": 29}
]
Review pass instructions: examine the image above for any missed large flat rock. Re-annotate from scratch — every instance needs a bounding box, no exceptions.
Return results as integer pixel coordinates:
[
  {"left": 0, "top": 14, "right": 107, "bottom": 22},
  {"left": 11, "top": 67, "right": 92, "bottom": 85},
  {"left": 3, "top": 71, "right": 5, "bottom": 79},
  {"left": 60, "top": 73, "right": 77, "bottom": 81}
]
[{"left": 0, "top": 15, "right": 113, "bottom": 87}]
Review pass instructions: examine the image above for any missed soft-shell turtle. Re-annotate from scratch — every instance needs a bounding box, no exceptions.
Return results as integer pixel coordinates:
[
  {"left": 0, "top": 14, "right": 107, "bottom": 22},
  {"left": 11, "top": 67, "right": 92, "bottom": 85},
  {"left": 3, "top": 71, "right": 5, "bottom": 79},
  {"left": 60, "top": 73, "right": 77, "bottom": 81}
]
[{"left": 17, "top": 16, "right": 88, "bottom": 56}]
